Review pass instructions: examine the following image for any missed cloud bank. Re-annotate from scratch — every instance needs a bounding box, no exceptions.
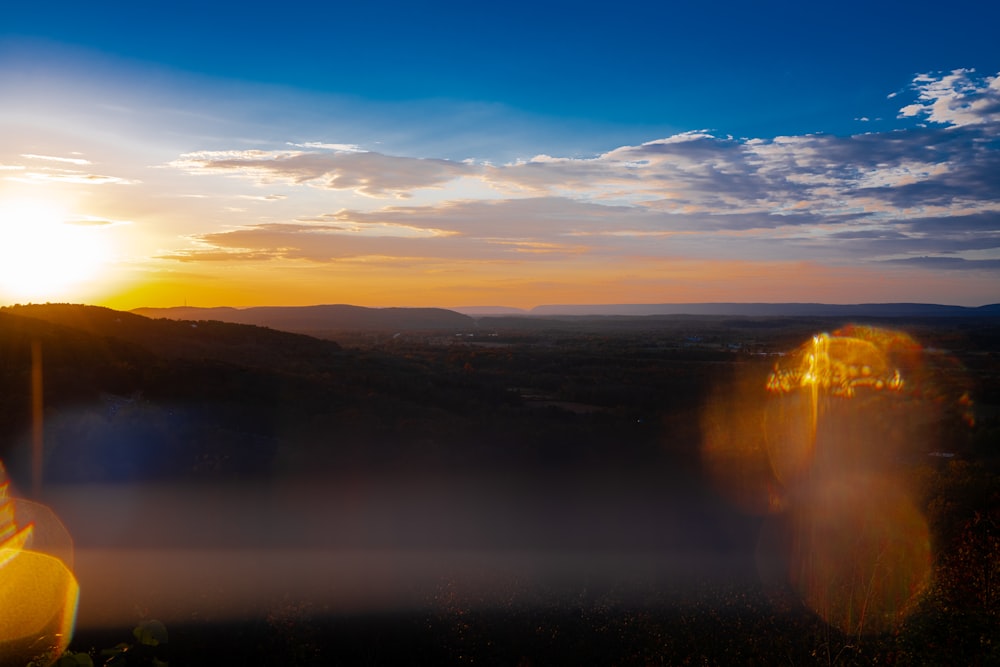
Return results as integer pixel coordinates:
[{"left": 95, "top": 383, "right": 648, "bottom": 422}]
[{"left": 163, "top": 70, "right": 1000, "bottom": 286}]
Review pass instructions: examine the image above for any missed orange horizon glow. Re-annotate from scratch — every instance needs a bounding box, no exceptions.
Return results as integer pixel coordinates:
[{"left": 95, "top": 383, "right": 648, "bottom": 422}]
[
  {"left": 0, "top": 187, "right": 996, "bottom": 312},
  {"left": 77, "top": 257, "right": 995, "bottom": 312}
]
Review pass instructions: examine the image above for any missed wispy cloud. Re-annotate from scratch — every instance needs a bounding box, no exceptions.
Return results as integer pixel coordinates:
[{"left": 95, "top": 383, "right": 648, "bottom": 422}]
[
  {"left": 3, "top": 153, "right": 138, "bottom": 186},
  {"left": 21, "top": 153, "right": 93, "bottom": 165},
  {"left": 236, "top": 194, "right": 287, "bottom": 201},
  {"left": 884, "top": 256, "right": 1000, "bottom": 270},
  {"left": 69, "top": 215, "right": 131, "bottom": 227},
  {"left": 171, "top": 218, "right": 587, "bottom": 264},
  {"left": 10, "top": 171, "right": 138, "bottom": 185},
  {"left": 170, "top": 147, "right": 476, "bottom": 197}
]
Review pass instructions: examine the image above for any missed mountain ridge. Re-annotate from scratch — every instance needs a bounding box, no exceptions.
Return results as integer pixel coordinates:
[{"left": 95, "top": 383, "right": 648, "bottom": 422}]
[
  {"left": 132, "top": 304, "right": 474, "bottom": 333},
  {"left": 133, "top": 302, "right": 1000, "bottom": 324},
  {"left": 527, "top": 302, "right": 1000, "bottom": 317}
]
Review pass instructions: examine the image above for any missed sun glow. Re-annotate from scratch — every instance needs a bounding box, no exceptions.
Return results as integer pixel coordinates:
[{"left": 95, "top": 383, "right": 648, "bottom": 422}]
[{"left": 0, "top": 198, "right": 111, "bottom": 303}]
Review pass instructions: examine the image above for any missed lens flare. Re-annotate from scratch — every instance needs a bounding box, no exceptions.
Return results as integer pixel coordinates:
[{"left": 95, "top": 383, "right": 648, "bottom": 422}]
[
  {"left": 0, "top": 465, "right": 79, "bottom": 667},
  {"left": 763, "top": 475, "right": 931, "bottom": 636},
  {"left": 702, "top": 326, "right": 968, "bottom": 635}
]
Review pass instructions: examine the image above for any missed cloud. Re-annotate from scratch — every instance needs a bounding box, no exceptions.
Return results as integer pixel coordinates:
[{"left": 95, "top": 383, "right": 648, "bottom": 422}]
[
  {"left": 168, "top": 216, "right": 591, "bottom": 265},
  {"left": 3, "top": 149, "right": 131, "bottom": 185},
  {"left": 780, "top": 210, "right": 1000, "bottom": 268},
  {"left": 476, "top": 126, "right": 1000, "bottom": 232},
  {"left": 325, "top": 197, "right": 655, "bottom": 236},
  {"left": 12, "top": 172, "right": 139, "bottom": 185},
  {"left": 897, "top": 68, "right": 1000, "bottom": 128},
  {"left": 159, "top": 249, "right": 283, "bottom": 262},
  {"left": 161, "top": 69, "right": 1000, "bottom": 284},
  {"left": 170, "top": 146, "right": 476, "bottom": 197},
  {"left": 236, "top": 194, "right": 287, "bottom": 201},
  {"left": 69, "top": 215, "right": 131, "bottom": 227},
  {"left": 883, "top": 256, "right": 1000, "bottom": 270},
  {"left": 168, "top": 70, "right": 1000, "bottom": 225},
  {"left": 21, "top": 153, "right": 92, "bottom": 166},
  {"left": 287, "top": 142, "right": 364, "bottom": 152}
]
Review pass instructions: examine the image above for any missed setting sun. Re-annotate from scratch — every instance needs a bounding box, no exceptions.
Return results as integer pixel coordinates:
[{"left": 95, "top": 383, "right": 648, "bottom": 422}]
[{"left": 0, "top": 198, "right": 111, "bottom": 303}]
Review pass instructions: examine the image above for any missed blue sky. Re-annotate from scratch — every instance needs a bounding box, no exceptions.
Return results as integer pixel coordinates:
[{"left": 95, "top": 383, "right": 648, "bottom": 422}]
[
  {"left": 7, "top": 1, "right": 998, "bottom": 137},
  {"left": 1, "top": 1, "right": 998, "bottom": 307}
]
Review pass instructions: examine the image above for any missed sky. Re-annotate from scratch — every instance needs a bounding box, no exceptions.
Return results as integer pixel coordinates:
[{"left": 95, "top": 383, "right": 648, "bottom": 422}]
[{"left": 1, "top": 1, "right": 999, "bottom": 309}]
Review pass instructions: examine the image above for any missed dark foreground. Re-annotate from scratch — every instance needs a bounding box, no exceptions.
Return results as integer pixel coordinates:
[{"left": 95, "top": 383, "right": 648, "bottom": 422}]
[
  {"left": 71, "top": 584, "right": 998, "bottom": 666},
  {"left": 1, "top": 307, "right": 996, "bottom": 664},
  {"left": 50, "top": 468, "right": 1000, "bottom": 665}
]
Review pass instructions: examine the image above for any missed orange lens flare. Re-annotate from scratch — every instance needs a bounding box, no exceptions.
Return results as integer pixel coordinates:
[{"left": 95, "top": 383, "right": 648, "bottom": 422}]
[
  {"left": 0, "top": 466, "right": 79, "bottom": 667},
  {"left": 784, "top": 475, "right": 930, "bottom": 636},
  {"left": 702, "top": 325, "right": 967, "bottom": 635}
]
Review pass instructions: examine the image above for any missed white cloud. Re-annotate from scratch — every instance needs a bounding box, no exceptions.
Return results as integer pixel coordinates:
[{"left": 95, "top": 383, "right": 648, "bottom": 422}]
[
  {"left": 169, "top": 220, "right": 588, "bottom": 264},
  {"left": 10, "top": 171, "right": 138, "bottom": 185},
  {"left": 853, "top": 161, "right": 952, "bottom": 189},
  {"left": 288, "top": 142, "right": 364, "bottom": 152},
  {"left": 69, "top": 215, "right": 132, "bottom": 227},
  {"left": 236, "top": 194, "right": 287, "bottom": 201},
  {"left": 897, "top": 69, "right": 1000, "bottom": 128},
  {"left": 21, "top": 153, "right": 92, "bottom": 165},
  {"left": 171, "top": 146, "right": 477, "bottom": 197}
]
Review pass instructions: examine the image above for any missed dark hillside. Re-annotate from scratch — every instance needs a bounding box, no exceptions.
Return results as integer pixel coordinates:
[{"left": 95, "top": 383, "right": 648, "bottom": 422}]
[
  {"left": 0, "top": 304, "right": 710, "bottom": 484},
  {"left": 4, "top": 303, "right": 343, "bottom": 372}
]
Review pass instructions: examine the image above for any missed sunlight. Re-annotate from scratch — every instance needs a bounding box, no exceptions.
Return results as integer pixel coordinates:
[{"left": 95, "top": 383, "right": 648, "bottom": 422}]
[{"left": 0, "top": 197, "right": 110, "bottom": 303}]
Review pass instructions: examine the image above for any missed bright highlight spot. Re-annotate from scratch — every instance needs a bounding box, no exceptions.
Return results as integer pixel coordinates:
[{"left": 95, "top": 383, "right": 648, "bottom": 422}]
[
  {"left": 702, "top": 326, "right": 969, "bottom": 635},
  {"left": 0, "top": 465, "right": 78, "bottom": 667},
  {"left": 0, "top": 198, "right": 110, "bottom": 302}
]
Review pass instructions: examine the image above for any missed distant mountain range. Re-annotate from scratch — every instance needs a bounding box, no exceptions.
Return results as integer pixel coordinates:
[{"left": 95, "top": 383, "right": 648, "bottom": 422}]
[
  {"left": 133, "top": 305, "right": 474, "bottom": 333},
  {"left": 520, "top": 303, "right": 1000, "bottom": 317},
  {"left": 120, "top": 302, "right": 1000, "bottom": 341},
  {"left": 130, "top": 302, "right": 1000, "bottom": 333}
]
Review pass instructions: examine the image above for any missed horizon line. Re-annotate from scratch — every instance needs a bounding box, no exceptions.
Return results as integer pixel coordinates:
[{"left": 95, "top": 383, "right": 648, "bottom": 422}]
[{"left": 125, "top": 300, "right": 1000, "bottom": 310}]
